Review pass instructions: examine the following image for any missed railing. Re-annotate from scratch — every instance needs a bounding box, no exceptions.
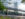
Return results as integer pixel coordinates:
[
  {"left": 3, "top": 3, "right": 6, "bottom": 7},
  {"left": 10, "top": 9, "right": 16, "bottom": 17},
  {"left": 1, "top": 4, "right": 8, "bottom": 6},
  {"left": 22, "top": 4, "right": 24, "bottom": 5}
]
[{"left": 18, "top": 9, "right": 25, "bottom": 12}]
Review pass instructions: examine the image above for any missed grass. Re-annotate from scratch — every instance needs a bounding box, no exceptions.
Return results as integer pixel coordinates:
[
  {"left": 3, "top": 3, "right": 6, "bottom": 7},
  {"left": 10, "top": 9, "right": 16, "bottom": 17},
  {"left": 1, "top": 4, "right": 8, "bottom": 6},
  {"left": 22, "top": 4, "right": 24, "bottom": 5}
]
[
  {"left": 0, "top": 16, "right": 4, "bottom": 19},
  {"left": 0, "top": 16, "right": 11, "bottom": 19}
]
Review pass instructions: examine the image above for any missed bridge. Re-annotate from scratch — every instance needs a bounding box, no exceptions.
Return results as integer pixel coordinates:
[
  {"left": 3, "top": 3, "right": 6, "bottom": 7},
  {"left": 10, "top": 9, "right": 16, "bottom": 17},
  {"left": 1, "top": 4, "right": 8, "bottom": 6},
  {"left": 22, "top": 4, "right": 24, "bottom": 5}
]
[
  {"left": 8, "top": 7, "right": 25, "bottom": 12},
  {"left": 8, "top": 7, "right": 18, "bottom": 11}
]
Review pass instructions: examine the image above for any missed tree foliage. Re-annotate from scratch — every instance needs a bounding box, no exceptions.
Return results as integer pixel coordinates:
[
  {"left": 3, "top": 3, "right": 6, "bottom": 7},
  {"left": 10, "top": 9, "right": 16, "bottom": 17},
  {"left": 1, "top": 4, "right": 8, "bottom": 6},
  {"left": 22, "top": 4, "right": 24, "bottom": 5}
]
[
  {"left": 0, "top": 1, "right": 5, "bottom": 10},
  {"left": 22, "top": 0, "right": 25, "bottom": 3}
]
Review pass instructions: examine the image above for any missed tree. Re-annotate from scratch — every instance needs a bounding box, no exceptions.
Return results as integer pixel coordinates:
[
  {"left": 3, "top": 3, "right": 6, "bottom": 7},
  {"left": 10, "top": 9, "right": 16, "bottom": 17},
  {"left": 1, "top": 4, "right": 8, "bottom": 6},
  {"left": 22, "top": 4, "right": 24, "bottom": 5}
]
[
  {"left": 22, "top": 0, "right": 25, "bottom": 3},
  {"left": 0, "top": 1, "right": 5, "bottom": 10},
  {"left": 0, "top": 0, "right": 7, "bottom": 14}
]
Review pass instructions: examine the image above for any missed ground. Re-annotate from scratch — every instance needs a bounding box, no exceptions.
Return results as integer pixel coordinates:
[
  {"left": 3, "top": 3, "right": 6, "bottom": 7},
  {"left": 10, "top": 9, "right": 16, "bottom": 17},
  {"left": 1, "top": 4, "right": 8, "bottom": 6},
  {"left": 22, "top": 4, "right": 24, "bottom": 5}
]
[{"left": 0, "top": 16, "right": 11, "bottom": 19}]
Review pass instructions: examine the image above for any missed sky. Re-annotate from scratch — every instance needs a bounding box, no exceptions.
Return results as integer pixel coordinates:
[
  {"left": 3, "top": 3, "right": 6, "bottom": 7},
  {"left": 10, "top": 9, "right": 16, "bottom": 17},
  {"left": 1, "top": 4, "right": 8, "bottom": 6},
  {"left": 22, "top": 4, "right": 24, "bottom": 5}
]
[
  {"left": 3, "top": 0, "right": 25, "bottom": 10},
  {"left": 1, "top": 0, "right": 25, "bottom": 14},
  {"left": 1, "top": 0, "right": 22, "bottom": 8}
]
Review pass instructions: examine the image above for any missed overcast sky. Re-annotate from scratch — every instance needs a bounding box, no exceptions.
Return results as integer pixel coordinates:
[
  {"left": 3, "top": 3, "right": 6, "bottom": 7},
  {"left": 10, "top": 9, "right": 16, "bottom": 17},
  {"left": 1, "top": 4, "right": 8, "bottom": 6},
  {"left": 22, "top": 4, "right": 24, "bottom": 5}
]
[
  {"left": 1, "top": 0, "right": 22, "bottom": 8},
  {"left": 1, "top": 0, "right": 25, "bottom": 14}
]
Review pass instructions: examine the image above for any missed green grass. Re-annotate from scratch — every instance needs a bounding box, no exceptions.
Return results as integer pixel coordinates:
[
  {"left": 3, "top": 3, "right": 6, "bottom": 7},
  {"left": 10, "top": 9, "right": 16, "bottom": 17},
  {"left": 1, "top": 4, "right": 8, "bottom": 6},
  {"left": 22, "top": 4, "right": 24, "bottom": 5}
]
[
  {"left": 0, "top": 16, "right": 11, "bottom": 19},
  {"left": 0, "top": 16, "right": 4, "bottom": 19}
]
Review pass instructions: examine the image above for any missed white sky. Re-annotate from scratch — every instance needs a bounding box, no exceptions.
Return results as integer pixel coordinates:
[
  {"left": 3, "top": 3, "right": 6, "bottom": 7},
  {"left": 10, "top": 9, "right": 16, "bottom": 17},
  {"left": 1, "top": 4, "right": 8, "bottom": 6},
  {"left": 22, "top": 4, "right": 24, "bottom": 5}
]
[
  {"left": 2, "top": 0, "right": 22, "bottom": 8},
  {"left": 17, "top": 0, "right": 25, "bottom": 14},
  {"left": 18, "top": 3, "right": 25, "bottom": 10},
  {"left": 1, "top": 0, "right": 25, "bottom": 14}
]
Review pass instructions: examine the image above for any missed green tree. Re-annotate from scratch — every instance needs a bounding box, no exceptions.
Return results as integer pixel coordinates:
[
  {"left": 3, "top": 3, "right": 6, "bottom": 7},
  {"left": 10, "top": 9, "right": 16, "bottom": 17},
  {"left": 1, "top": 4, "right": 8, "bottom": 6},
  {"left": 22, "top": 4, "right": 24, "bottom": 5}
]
[
  {"left": 0, "top": 1, "right": 5, "bottom": 10},
  {"left": 22, "top": 0, "right": 25, "bottom": 3}
]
